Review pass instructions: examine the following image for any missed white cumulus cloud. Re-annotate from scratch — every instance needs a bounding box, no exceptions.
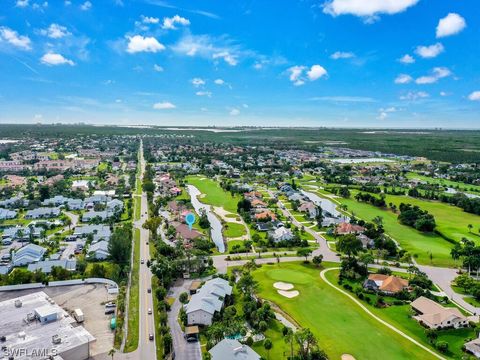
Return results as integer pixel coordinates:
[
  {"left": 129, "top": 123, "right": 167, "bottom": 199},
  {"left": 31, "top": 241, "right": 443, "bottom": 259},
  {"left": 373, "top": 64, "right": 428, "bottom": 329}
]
[
  {"left": 415, "top": 43, "right": 444, "bottom": 58},
  {"left": 214, "top": 79, "right": 225, "bottom": 85},
  {"left": 323, "top": 0, "right": 419, "bottom": 22},
  {"left": 330, "top": 51, "right": 355, "bottom": 59},
  {"left": 400, "top": 91, "right": 429, "bottom": 101},
  {"left": 40, "top": 52, "right": 75, "bottom": 66},
  {"left": 288, "top": 65, "right": 327, "bottom": 86},
  {"left": 191, "top": 78, "right": 206, "bottom": 87},
  {"left": 394, "top": 74, "right": 412, "bottom": 84},
  {"left": 153, "top": 102, "right": 176, "bottom": 109},
  {"left": 468, "top": 91, "right": 480, "bottom": 101},
  {"left": 40, "top": 23, "right": 70, "bottom": 39},
  {"left": 196, "top": 91, "right": 212, "bottom": 97},
  {"left": 80, "top": 1, "right": 91, "bottom": 11},
  {"left": 126, "top": 35, "right": 165, "bottom": 53},
  {"left": 415, "top": 67, "right": 451, "bottom": 85},
  {"left": 153, "top": 64, "right": 164, "bottom": 72},
  {"left": 436, "top": 13, "right": 466, "bottom": 38},
  {"left": 162, "top": 15, "right": 190, "bottom": 30},
  {"left": 229, "top": 108, "right": 240, "bottom": 116},
  {"left": 16, "top": 0, "right": 29, "bottom": 7},
  {"left": 142, "top": 16, "right": 159, "bottom": 24},
  {"left": 212, "top": 51, "right": 238, "bottom": 66},
  {"left": 0, "top": 26, "right": 31, "bottom": 50},
  {"left": 398, "top": 54, "right": 415, "bottom": 64},
  {"left": 307, "top": 65, "right": 327, "bottom": 80}
]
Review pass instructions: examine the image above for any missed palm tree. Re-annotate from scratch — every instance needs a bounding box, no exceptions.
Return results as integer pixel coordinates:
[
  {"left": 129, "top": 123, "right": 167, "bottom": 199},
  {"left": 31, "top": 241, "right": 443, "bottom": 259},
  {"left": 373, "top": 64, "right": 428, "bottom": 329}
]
[
  {"left": 108, "top": 348, "right": 115, "bottom": 360},
  {"left": 284, "top": 328, "right": 295, "bottom": 359}
]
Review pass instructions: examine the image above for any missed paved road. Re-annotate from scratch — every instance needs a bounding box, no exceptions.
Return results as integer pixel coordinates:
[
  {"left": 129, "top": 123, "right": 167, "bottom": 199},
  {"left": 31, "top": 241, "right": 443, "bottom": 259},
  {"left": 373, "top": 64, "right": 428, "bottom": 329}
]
[
  {"left": 167, "top": 279, "right": 202, "bottom": 360},
  {"left": 136, "top": 141, "right": 157, "bottom": 360},
  {"left": 122, "top": 141, "right": 157, "bottom": 360}
]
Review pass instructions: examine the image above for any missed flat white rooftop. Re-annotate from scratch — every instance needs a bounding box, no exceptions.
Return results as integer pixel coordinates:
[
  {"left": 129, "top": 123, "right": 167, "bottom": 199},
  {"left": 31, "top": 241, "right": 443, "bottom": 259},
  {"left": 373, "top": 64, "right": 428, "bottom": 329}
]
[{"left": 0, "top": 291, "right": 95, "bottom": 360}]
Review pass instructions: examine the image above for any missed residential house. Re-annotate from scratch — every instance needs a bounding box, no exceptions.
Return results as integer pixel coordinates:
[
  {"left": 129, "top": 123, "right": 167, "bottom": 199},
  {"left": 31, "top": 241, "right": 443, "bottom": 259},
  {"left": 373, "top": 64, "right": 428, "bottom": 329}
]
[
  {"left": 27, "top": 259, "right": 77, "bottom": 273},
  {"left": 25, "top": 207, "right": 60, "bottom": 219},
  {"left": 71, "top": 180, "right": 91, "bottom": 192},
  {"left": 185, "top": 277, "right": 232, "bottom": 326},
  {"left": 465, "top": 336, "right": 480, "bottom": 358},
  {"left": 336, "top": 222, "right": 365, "bottom": 235},
  {"left": 87, "top": 240, "right": 110, "bottom": 260},
  {"left": 298, "top": 202, "right": 318, "bottom": 218},
  {"left": 357, "top": 234, "right": 374, "bottom": 249},
  {"left": 254, "top": 210, "right": 276, "bottom": 221},
  {"left": 411, "top": 296, "right": 468, "bottom": 329},
  {"left": 73, "top": 225, "right": 111, "bottom": 242},
  {"left": 0, "top": 208, "right": 17, "bottom": 220},
  {"left": 82, "top": 211, "right": 108, "bottom": 222},
  {"left": 363, "top": 274, "right": 409, "bottom": 295},
  {"left": 12, "top": 243, "right": 46, "bottom": 266},
  {"left": 269, "top": 226, "right": 294, "bottom": 242},
  {"left": 209, "top": 339, "right": 260, "bottom": 360}
]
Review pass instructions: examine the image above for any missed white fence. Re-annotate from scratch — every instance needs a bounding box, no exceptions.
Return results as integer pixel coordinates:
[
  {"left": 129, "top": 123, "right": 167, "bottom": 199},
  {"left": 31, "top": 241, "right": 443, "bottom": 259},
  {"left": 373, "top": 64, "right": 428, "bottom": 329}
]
[{"left": 0, "top": 277, "right": 119, "bottom": 293}]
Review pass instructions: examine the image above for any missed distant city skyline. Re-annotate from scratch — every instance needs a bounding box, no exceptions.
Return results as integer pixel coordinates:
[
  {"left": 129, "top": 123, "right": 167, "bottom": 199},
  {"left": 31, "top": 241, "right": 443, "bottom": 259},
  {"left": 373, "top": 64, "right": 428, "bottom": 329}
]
[{"left": 0, "top": 0, "right": 479, "bottom": 128}]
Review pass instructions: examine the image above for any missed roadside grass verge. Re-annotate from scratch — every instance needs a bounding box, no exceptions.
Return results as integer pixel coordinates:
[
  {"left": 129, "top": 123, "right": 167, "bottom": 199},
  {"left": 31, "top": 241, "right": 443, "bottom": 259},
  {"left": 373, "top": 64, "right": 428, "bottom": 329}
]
[{"left": 125, "top": 228, "right": 140, "bottom": 352}]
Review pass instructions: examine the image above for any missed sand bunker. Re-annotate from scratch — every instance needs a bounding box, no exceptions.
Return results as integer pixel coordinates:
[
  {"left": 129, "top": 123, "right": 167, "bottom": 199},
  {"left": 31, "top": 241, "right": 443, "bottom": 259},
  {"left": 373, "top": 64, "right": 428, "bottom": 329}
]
[
  {"left": 278, "top": 290, "right": 299, "bottom": 298},
  {"left": 341, "top": 355, "right": 356, "bottom": 360},
  {"left": 273, "top": 282, "right": 294, "bottom": 291}
]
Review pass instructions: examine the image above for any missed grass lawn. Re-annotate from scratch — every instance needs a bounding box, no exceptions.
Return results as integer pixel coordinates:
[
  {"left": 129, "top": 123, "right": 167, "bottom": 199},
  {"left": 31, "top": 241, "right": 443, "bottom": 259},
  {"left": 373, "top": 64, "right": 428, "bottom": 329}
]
[
  {"left": 251, "top": 319, "right": 293, "bottom": 359},
  {"left": 252, "top": 262, "right": 438, "bottom": 360},
  {"left": 223, "top": 222, "right": 247, "bottom": 238},
  {"left": 333, "top": 194, "right": 455, "bottom": 267},
  {"left": 376, "top": 192, "right": 480, "bottom": 244},
  {"left": 324, "top": 270, "right": 475, "bottom": 359},
  {"left": 406, "top": 172, "right": 480, "bottom": 194},
  {"left": 227, "top": 240, "right": 248, "bottom": 253},
  {"left": 125, "top": 228, "right": 140, "bottom": 353},
  {"left": 185, "top": 175, "right": 241, "bottom": 213}
]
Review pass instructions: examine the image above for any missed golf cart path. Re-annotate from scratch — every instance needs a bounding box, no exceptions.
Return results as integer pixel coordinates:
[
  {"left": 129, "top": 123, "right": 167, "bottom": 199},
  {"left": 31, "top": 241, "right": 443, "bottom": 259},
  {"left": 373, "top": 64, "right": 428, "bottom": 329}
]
[{"left": 320, "top": 267, "right": 445, "bottom": 360}]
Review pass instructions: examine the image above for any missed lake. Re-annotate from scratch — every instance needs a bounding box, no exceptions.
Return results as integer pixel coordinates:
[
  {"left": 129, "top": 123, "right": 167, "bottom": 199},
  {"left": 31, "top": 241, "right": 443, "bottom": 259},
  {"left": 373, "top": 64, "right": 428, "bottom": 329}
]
[{"left": 187, "top": 184, "right": 225, "bottom": 253}]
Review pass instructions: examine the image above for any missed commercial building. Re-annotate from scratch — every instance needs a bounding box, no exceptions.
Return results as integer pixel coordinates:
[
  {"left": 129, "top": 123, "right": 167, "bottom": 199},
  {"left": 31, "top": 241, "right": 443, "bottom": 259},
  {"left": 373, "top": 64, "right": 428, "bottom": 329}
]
[{"left": 0, "top": 291, "right": 95, "bottom": 360}]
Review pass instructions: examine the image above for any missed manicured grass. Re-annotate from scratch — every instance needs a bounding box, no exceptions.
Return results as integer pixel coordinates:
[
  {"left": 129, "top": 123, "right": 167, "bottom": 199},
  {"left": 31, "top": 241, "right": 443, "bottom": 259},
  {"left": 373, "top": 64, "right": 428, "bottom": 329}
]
[
  {"left": 134, "top": 196, "right": 141, "bottom": 221},
  {"left": 185, "top": 175, "right": 241, "bottom": 213},
  {"left": 333, "top": 194, "right": 455, "bottom": 267},
  {"left": 227, "top": 240, "right": 248, "bottom": 253},
  {"left": 223, "top": 222, "right": 246, "bottom": 238},
  {"left": 324, "top": 270, "right": 475, "bottom": 359},
  {"left": 125, "top": 228, "right": 140, "bottom": 353},
  {"left": 406, "top": 172, "right": 480, "bottom": 194},
  {"left": 251, "top": 319, "right": 293, "bottom": 359},
  {"left": 252, "top": 262, "right": 438, "bottom": 360},
  {"left": 377, "top": 192, "right": 480, "bottom": 244}
]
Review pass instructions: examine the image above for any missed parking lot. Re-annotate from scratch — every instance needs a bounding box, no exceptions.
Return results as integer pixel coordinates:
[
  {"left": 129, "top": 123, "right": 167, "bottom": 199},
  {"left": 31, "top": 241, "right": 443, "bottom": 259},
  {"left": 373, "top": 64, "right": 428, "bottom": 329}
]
[{"left": 0, "top": 283, "right": 117, "bottom": 357}]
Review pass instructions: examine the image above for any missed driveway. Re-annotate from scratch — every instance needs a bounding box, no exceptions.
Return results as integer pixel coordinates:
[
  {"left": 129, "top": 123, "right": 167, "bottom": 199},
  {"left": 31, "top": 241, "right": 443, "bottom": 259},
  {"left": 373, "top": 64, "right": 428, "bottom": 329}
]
[{"left": 168, "top": 279, "right": 202, "bottom": 360}]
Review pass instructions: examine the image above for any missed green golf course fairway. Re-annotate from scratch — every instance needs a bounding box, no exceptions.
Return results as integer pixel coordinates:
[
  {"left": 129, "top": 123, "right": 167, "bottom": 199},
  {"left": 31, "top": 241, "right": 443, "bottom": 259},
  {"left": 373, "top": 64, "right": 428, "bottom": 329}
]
[
  {"left": 336, "top": 196, "right": 456, "bottom": 267},
  {"left": 252, "top": 262, "right": 437, "bottom": 360},
  {"left": 185, "top": 175, "right": 241, "bottom": 213}
]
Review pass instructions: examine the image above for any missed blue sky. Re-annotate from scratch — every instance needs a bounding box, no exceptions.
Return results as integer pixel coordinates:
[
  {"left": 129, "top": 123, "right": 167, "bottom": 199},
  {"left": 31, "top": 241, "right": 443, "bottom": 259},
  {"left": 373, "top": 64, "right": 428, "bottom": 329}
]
[{"left": 0, "top": 0, "right": 479, "bottom": 128}]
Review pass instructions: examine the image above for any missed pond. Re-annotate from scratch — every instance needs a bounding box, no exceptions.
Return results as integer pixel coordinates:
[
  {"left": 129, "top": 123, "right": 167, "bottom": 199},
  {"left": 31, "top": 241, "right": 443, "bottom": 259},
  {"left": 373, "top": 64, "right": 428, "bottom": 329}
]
[
  {"left": 301, "top": 190, "right": 349, "bottom": 221},
  {"left": 186, "top": 184, "right": 225, "bottom": 253}
]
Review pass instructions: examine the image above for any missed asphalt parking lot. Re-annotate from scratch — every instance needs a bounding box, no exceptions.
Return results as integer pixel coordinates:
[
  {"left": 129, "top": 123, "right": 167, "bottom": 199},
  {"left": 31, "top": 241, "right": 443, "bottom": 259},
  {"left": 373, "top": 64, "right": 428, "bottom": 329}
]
[{"left": 0, "top": 284, "right": 117, "bottom": 357}]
